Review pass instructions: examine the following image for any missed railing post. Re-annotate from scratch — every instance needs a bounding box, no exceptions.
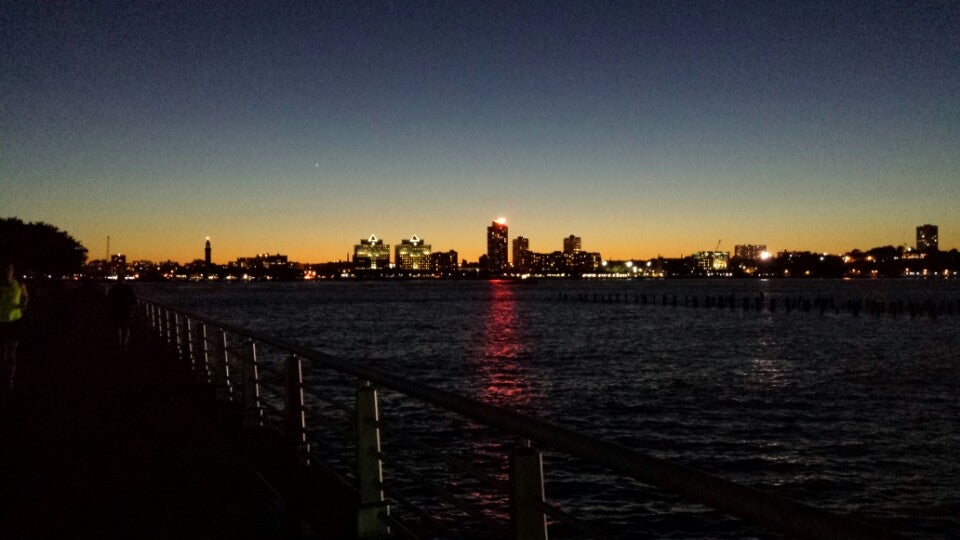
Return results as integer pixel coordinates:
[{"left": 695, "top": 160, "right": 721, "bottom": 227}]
[
  {"left": 167, "top": 310, "right": 176, "bottom": 347},
  {"left": 195, "top": 322, "right": 211, "bottom": 385},
  {"left": 157, "top": 306, "right": 165, "bottom": 341},
  {"left": 356, "top": 381, "right": 389, "bottom": 539},
  {"left": 241, "top": 339, "right": 262, "bottom": 429},
  {"left": 165, "top": 309, "right": 174, "bottom": 346},
  {"left": 285, "top": 355, "right": 310, "bottom": 467},
  {"left": 510, "top": 439, "right": 548, "bottom": 540},
  {"left": 212, "top": 328, "right": 232, "bottom": 401},
  {"left": 173, "top": 313, "right": 182, "bottom": 359},
  {"left": 284, "top": 354, "right": 312, "bottom": 534},
  {"left": 160, "top": 307, "right": 167, "bottom": 344},
  {"left": 182, "top": 317, "right": 194, "bottom": 368}
]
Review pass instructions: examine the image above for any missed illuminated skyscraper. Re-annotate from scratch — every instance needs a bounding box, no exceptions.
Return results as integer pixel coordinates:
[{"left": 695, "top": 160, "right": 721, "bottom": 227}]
[
  {"left": 353, "top": 234, "right": 390, "bottom": 270},
  {"left": 513, "top": 236, "right": 530, "bottom": 273},
  {"left": 563, "top": 235, "right": 581, "bottom": 255},
  {"left": 394, "top": 234, "right": 431, "bottom": 270},
  {"left": 486, "top": 218, "right": 509, "bottom": 272},
  {"left": 916, "top": 224, "right": 938, "bottom": 253}
]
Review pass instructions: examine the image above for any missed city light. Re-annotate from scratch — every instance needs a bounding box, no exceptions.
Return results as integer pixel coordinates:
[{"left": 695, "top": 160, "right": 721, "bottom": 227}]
[{"left": 71, "top": 218, "right": 956, "bottom": 281}]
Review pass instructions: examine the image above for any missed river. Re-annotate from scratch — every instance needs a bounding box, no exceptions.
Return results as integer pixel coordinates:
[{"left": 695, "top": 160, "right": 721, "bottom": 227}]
[{"left": 136, "top": 279, "right": 959, "bottom": 538}]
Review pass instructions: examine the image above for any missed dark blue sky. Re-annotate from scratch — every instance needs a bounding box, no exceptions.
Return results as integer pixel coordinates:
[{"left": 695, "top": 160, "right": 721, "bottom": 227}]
[{"left": 3, "top": 1, "right": 958, "bottom": 261}]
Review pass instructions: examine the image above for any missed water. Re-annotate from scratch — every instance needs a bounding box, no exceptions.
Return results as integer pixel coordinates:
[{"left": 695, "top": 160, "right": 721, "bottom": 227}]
[{"left": 137, "top": 279, "right": 960, "bottom": 538}]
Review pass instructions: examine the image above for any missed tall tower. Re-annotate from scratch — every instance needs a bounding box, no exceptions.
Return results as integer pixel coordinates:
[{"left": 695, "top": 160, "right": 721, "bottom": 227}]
[
  {"left": 486, "top": 218, "right": 509, "bottom": 273},
  {"left": 916, "top": 224, "right": 938, "bottom": 253},
  {"left": 512, "top": 236, "right": 530, "bottom": 272},
  {"left": 205, "top": 237, "right": 212, "bottom": 265}
]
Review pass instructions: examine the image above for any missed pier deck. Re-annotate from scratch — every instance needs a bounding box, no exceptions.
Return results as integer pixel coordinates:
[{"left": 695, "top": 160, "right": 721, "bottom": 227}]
[{"left": 0, "top": 286, "right": 337, "bottom": 539}]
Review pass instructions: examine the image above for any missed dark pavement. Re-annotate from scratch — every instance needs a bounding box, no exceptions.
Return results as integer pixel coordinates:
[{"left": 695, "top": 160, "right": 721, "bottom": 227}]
[{"left": 0, "top": 285, "right": 287, "bottom": 539}]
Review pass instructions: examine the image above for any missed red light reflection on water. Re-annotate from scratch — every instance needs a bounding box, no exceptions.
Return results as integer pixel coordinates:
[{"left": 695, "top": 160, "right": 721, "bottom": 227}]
[
  {"left": 475, "top": 280, "right": 534, "bottom": 408},
  {"left": 460, "top": 281, "right": 546, "bottom": 530}
]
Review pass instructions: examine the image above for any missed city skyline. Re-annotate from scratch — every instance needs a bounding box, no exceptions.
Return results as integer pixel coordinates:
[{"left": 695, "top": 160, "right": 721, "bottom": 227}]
[
  {"left": 102, "top": 219, "right": 950, "bottom": 267},
  {"left": 3, "top": 2, "right": 958, "bottom": 263}
]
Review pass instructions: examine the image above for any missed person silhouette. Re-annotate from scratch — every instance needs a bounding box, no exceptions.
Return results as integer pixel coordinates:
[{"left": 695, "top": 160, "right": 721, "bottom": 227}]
[
  {"left": 107, "top": 272, "right": 137, "bottom": 353},
  {"left": 1, "top": 260, "right": 28, "bottom": 403}
]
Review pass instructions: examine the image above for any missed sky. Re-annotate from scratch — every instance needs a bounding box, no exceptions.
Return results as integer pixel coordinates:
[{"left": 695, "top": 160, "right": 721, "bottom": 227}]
[{"left": 2, "top": 1, "right": 958, "bottom": 263}]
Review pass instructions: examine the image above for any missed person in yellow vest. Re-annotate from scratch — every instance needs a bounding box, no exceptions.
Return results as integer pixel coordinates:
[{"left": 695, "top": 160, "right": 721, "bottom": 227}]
[{"left": 1, "top": 260, "right": 28, "bottom": 400}]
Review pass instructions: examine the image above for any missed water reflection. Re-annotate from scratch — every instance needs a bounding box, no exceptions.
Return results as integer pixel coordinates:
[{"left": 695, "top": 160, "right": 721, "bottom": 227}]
[
  {"left": 473, "top": 280, "right": 535, "bottom": 409},
  {"left": 747, "top": 310, "right": 790, "bottom": 389},
  {"left": 748, "top": 357, "right": 788, "bottom": 388}
]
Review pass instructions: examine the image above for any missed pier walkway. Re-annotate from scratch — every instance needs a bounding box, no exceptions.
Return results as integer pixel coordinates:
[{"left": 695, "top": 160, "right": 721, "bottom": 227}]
[{"left": 0, "top": 286, "right": 336, "bottom": 539}]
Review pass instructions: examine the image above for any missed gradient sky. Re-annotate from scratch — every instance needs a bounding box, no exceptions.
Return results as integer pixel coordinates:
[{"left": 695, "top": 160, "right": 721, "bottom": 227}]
[{"left": 2, "top": 1, "right": 958, "bottom": 263}]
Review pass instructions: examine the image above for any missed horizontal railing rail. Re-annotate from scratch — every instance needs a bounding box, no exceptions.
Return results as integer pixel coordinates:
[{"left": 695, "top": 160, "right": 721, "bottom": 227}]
[{"left": 138, "top": 298, "right": 900, "bottom": 540}]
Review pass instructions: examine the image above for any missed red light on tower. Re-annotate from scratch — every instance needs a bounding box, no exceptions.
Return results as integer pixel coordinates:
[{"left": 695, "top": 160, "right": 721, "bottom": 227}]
[{"left": 486, "top": 218, "right": 509, "bottom": 272}]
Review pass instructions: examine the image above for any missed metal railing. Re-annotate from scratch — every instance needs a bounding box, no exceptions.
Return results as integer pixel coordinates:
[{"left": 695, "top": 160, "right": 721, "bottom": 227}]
[{"left": 140, "top": 299, "right": 899, "bottom": 539}]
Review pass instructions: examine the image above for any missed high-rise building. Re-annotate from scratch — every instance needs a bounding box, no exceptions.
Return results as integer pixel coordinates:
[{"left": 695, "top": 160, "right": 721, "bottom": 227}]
[
  {"left": 512, "top": 236, "right": 530, "bottom": 272},
  {"left": 916, "top": 224, "right": 939, "bottom": 253},
  {"left": 486, "top": 218, "right": 509, "bottom": 272},
  {"left": 734, "top": 244, "right": 767, "bottom": 260},
  {"left": 429, "top": 250, "right": 459, "bottom": 275},
  {"left": 353, "top": 234, "right": 390, "bottom": 270},
  {"left": 204, "top": 237, "right": 212, "bottom": 265},
  {"left": 563, "top": 235, "right": 582, "bottom": 255},
  {"left": 394, "top": 234, "right": 431, "bottom": 270}
]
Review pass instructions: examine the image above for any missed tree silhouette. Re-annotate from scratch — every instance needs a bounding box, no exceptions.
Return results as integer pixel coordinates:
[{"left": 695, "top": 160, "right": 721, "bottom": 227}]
[{"left": 0, "top": 217, "right": 88, "bottom": 275}]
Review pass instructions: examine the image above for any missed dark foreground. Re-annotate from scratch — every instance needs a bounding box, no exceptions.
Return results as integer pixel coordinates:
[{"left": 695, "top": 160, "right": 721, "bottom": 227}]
[{"left": 0, "top": 285, "right": 353, "bottom": 539}]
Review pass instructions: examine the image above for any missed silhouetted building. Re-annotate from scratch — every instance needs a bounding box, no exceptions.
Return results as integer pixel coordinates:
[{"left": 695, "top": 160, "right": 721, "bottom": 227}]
[
  {"left": 429, "top": 250, "right": 459, "bottom": 275},
  {"left": 917, "top": 224, "right": 938, "bottom": 253},
  {"left": 529, "top": 251, "right": 567, "bottom": 274},
  {"left": 512, "top": 236, "right": 530, "bottom": 273},
  {"left": 110, "top": 253, "right": 127, "bottom": 274},
  {"left": 395, "top": 234, "right": 431, "bottom": 271},
  {"left": 204, "top": 238, "right": 212, "bottom": 265},
  {"left": 354, "top": 235, "right": 390, "bottom": 270},
  {"left": 734, "top": 244, "right": 766, "bottom": 260},
  {"left": 563, "top": 235, "right": 582, "bottom": 255},
  {"left": 693, "top": 251, "right": 729, "bottom": 273},
  {"left": 777, "top": 250, "right": 806, "bottom": 260},
  {"left": 486, "top": 218, "right": 509, "bottom": 272},
  {"left": 236, "top": 253, "right": 288, "bottom": 269},
  {"left": 571, "top": 251, "right": 601, "bottom": 273},
  {"left": 310, "top": 261, "right": 354, "bottom": 279}
]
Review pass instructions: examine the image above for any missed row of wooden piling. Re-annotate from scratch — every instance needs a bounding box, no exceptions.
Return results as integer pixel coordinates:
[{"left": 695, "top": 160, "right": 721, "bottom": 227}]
[{"left": 556, "top": 291, "right": 960, "bottom": 319}]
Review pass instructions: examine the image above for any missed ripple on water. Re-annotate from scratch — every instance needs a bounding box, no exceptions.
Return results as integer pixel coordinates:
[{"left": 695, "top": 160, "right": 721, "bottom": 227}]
[{"left": 138, "top": 280, "right": 960, "bottom": 539}]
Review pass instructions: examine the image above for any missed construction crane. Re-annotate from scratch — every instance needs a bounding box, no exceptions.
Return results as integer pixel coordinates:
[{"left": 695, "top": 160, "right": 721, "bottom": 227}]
[{"left": 715, "top": 239, "right": 722, "bottom": 252}]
